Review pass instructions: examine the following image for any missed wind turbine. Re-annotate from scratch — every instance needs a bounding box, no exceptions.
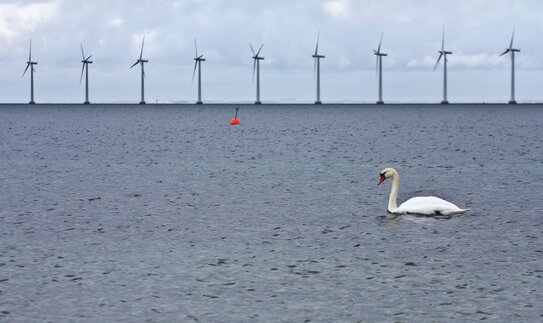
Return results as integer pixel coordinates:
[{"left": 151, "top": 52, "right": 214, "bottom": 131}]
[
  {"left": 373, "top": 32, "right": 387, "bottom": 104},
  {"left": 250, "top": 43, "right": 264, "bottom": 104},
  {"left": 80, "top": 44, "right": 93, "bottom": 104},
  {"left": 434, "top": 28, "right": 452, "bottom": 104},
  {"left": 130, "top": 36, "right": 148, "bottom": 104},
  {"left": 499, "top": 30, "right": 520, "bottom": 104},
  {"left": 22, "top": 39, "right": 37, "bottom": 104},
  {"left": 312, "top": 33, "right": 325, "bottom": 104},
  {"left": 192, "top": 39, "right": 205, "bottom": 105}
]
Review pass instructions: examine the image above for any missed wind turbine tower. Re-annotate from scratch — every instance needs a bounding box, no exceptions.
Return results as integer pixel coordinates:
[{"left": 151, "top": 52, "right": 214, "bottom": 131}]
[
  {"left": 312, "top": 33, "right": 325, "bottom": 104},
  {"left": 130, "top": 36, "right": 148, "bottom": 104},
  {"left": 373, "top": 32, "right": 387, "bottom": 104},
  {"left": 192, "top": 39, "right": 206, "bottom": 105},
  {"left": 499, "top": 31, "right": 520, "bottom": 104},
  {"left": 250, "top": 44, "right": 264, "bottom": 104},
  {"left": 434, "top": 29, "right": 452, "bottom": 104},
  {"left": 22, "top": 39, "right": 38, "bottom": 104},
  {"left": 80, "top": 44, "right": 93, "bottom": 104}
]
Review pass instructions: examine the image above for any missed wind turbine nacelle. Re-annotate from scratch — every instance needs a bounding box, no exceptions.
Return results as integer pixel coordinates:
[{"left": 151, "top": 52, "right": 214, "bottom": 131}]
[{"left": 141, "top": 59, "right": 149, "bottom": 63}]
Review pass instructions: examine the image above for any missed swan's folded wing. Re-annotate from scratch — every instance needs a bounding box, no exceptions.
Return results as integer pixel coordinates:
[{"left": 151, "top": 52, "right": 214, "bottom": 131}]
[{"left": 398, "top": 196, "right": 461, "bottom": 215}]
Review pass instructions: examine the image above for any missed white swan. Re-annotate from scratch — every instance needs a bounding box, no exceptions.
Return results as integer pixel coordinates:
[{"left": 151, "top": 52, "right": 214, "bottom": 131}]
[{"left": 378, "top": 167, "right": 469, "bottom": 216}]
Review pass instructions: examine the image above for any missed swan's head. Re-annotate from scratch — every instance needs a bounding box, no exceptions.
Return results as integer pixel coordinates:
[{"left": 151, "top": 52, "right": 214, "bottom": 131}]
[{"left": 378, "top": 167, "right": 397, "bottom": 186}]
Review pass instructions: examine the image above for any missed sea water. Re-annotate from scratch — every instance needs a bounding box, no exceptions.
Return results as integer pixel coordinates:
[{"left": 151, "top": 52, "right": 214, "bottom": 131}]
[{"left": 0, "top": 104, "right": 542, "bottom": 321}]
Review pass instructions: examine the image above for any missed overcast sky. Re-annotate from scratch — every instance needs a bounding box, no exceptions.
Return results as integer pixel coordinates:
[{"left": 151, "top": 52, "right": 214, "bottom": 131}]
[{"left": 1, "top": 0, "right": 542, "bottom": 103}]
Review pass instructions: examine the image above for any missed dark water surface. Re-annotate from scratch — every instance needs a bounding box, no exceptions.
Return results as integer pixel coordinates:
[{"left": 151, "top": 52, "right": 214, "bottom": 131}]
[{"left": 1, "top": 104, "right": 542, "bottom": 322}]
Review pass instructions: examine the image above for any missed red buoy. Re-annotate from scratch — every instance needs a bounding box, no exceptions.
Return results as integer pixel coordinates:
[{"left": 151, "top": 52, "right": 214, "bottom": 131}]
[{"left": 230, "top": 107, "right": 240, "bottom": 125}]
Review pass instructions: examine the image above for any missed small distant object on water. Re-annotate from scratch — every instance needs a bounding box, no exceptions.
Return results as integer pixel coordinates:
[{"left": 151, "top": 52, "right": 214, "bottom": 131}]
[{"left": 230, "top": 107, "right": 240, "bottom": 125}]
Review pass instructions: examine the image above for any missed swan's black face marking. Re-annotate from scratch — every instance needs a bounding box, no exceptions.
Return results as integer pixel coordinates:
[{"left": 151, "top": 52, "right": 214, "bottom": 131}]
[{"left": 378, "top": 173, "right": 386, "bottom": 186}]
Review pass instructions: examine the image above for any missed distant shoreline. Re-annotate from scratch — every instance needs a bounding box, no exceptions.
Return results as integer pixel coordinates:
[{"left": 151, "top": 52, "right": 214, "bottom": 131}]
[{"left": 1, "top": 102, "right": 542, "bottom": 107}]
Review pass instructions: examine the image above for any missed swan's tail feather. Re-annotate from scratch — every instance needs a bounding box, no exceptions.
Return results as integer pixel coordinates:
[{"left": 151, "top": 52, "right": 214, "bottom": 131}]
[{"left": 444, "top": 208, "right": 470, "bottom": 216}]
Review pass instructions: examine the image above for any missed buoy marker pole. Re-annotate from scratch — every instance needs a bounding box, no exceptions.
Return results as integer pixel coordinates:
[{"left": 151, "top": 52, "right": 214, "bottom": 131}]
[{"left": 230, "top": 107, "right": 240, "bottom": 125}]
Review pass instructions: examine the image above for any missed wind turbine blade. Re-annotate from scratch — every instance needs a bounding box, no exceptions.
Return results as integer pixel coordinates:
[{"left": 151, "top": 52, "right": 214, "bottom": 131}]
[
  {"left": 441, "top": 27, "right": 445, "bottom": 51},
  {"left": 86, "top": 55, "right": 92, "bottom": 61},
  {"left": 250, "top": 44, "right": 256, "bottom": 56},
  {"left": 509, "top": 30, "right": 515, "bottom": 49},
  {"left": 130, "top": 61, "right": 139, "bottom": 68},
  {"left": 499, "top": 49, "right": 510, "bottom": 57},
  {"left": 80, "top": 43, "right": 85, "bottom": 60},
  {"left": 29, "top": 39, "right": 32, "bottom": 61},
  {"left": 256, "top": 43, "right": 264, "bottom": 56},
  {"left": 433, "top": 53, "right": 443, "bottom": 71},
  {"left": 252, "top": 59, "right": 257, "bottom": 84},
  {"left": 192, "top": 61, "right": 198, "bottom": 83},
  {"left": 194, "top": 38, "right": 198, "bottom": 58},
  {"left": 315, "top": 32, "right": 320, "bottom": 56},
  {"left": 140, "top": 35, "right": 145, "bottom": 60},
  {"left": 23, "top": 63, "right": 30, "bottom": 77},
  {"left": 375, "top": 56, "right": 379, "bottom": 79},
  {"left": 377, "top": 31, "right": 383, "bottom": 53},
  {"left": 80, "top": 63, "right": 85, "bottom": 84},
  {"left": 314, "top": 57, "right": 317, "bottom": 79}
]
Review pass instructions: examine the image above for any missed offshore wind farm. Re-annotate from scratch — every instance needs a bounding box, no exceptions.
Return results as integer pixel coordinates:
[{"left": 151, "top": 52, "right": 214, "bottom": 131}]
[
  {"left": 500, "top": 31, "right": 521, "bottom": 104},
  {"left": 373, "top": 32, "right": 387, "bottom": 104},
  {"left": 2, "top": 2, "right": 543, "bottom": 105},
  {"left": 79, "top": 44, "right": 92, "bottom": 104},
  {"left": 250, "top": 43, "right": 265, "bottom": 105},
  {"left": 21, "top": 40, "right": 37, "bottom": 104},
  {"left": 192, "top": 39, "right": 205, "bottom": 105},
  {"left": 434, "top": 29, "right": 453, "bottom": 104},
  {"left": 313, "top": 33, "right": 325, "bottom": 104},
  {"left": 130, "top": 36, "right": 148, "bottom": 105},
  {"left": 6, "top": 28, "right": 542, "bottom": 105}
]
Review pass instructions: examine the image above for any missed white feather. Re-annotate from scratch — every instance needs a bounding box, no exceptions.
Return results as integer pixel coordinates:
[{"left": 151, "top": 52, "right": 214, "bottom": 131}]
[{"left": 379, "top": 167, "right": 469, "bottom": 216}]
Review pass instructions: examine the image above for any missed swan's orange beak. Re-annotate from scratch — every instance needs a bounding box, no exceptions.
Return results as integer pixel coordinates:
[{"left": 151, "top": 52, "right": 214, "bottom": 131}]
[{"left": 377, "top": 174, "right": 385, "bottom": 186}]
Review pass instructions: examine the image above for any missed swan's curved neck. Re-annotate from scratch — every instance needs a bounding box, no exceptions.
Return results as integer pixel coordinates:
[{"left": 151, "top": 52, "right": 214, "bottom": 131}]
[{"left": 388, "top": 172, "right": 400, "bottom": 212}]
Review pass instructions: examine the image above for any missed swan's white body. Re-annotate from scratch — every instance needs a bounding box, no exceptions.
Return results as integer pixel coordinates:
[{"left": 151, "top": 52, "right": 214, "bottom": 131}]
[{"left": 378, "top": 168, "right": 469, "bottom": 216}]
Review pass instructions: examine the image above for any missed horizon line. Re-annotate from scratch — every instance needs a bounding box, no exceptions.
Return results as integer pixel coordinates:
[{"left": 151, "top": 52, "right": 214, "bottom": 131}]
[{"left": 1, "top": 102, "right": 542, "bottom": 106}]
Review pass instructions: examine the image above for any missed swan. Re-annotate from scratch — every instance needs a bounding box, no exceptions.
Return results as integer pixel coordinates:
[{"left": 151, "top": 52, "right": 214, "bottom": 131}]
[{"left": 378, "top": 167, "right": 469, "bottom": 216}]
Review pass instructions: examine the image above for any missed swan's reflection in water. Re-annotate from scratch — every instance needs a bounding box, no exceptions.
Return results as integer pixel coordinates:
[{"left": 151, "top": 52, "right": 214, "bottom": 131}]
[
  {"left": 376, "top": 214, "right": 402, "bottom": 226},
  {"left": 377, "top": 213, "right": 458, "bottom": 226}
]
